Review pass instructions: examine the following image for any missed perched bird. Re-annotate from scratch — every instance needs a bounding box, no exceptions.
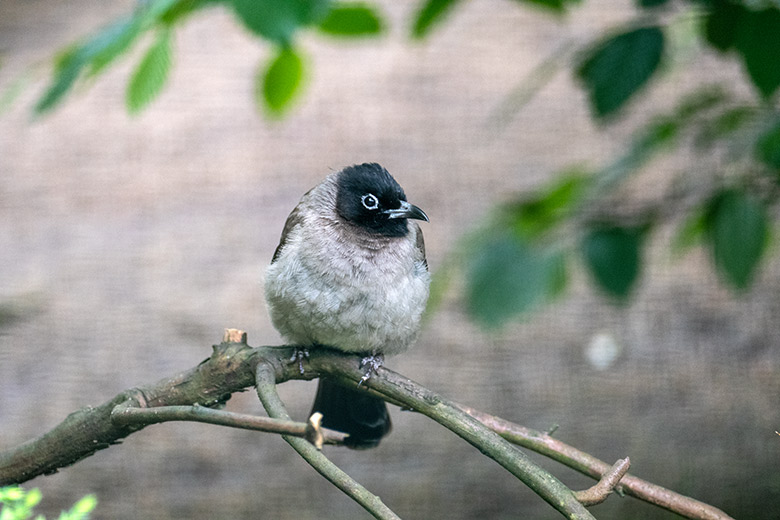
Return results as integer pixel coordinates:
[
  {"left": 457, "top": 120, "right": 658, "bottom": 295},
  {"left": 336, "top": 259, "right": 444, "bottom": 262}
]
[{"left": 264, "top": 163, "right": 430, "bottom": 448}]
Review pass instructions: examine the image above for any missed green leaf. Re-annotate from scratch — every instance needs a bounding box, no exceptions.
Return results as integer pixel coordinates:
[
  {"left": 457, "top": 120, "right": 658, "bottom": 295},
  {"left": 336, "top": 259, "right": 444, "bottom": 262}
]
[
  {"left": 60, "top": 494, "right": 97, "bottom": 520},
  {"left": 318, "top": 3, "right": 384, "bottom": 37},
  {"left": 231, "top": 0, "right": 330, "bottom": 45},
  {"left": 411, "top": 0, "right": 462, "bottom": 39},
  {"left": 637, "top": 0, "right": 668, "bottom": 7},
  {"left": 258, "top": 46, "right": 305, "bottom": 116},
  {"left": 705, "top": 0, "right": 746, "bottom": 52},
  {"left": 582, "top": 225, "right": 644, "bottom": 299},
  {"left": 756, "top": 120, "right": 780, "bottom": 170},
  {"left": 734, "top": 8, "right": 780, "bottom": 99},
  {"left": 674, "top": 85, "right": 729, "bottom": 121},
  {"left": 577, "top": 26, "right": 664, "bottom": 118},
  {"left": 35, "top": 0, "right": 180, "bottom": 114},
  {"left": 706, "top": 189, "right": 768, "bottom": 289},
  {"left": 126, "top": 29, "right": 173, "bottom": 114},
  {"left": 466, "top": 232, "right": 564, "bottom": 328},
  {"left": 159, "top": 0, "right": 222, "bottom": 26},
  {"left": 86, "top": 16, "right": 142, "bottom": 77},
  {"left": 507, "top": 172, "right": 590, "bottom": 239},
  {"left": 512, "top": 0, "right": 581, "bottom": 12},
  {"left": 23, "top": 488, "right": 41, "bottom": 509},
  {"left": 694, "top": 105, "right": 755, "bottom": 149},
  {"left": 672, "top": 206, "right": 708, "bottom": 255}
]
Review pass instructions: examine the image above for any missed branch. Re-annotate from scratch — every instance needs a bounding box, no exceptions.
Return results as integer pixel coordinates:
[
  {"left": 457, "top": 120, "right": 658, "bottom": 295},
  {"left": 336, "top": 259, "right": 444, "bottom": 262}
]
[
  {"left": 573, "top": 458, "right": 630, "bottom": 506},
  {"left": 255, "top": 361, "right": 401, "bottom": 520},
  {"left": 304, "top": 352, "right": 596, "bottom": 520},
  {"left": 0, "top": 339, "right": 260, "bottom": 485},
  {"left": 455, "top": 406, "right": 735, "bottom": 520},
  {"left": 0, "top": 331, "right": 734, "bottom": 520},
  {"left": 109, "top": 403, "right": 348, "bottom": 446}
]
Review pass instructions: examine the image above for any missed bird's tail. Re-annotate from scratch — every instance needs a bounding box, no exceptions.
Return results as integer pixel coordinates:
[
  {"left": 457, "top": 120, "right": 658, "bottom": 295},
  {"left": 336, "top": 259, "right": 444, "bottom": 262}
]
[{"left": 310, "top": 378, "right": 391, "bottom": 449}]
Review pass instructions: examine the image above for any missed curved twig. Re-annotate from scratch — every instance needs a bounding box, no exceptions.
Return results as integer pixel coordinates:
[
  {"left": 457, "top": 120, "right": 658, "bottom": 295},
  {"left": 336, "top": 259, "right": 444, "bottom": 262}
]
[
  {"left": 254, "top": 360, "right": 401, "bottom": 520},
  {"left": 573, "top": 458, "right": 630, "bottom": 506}
]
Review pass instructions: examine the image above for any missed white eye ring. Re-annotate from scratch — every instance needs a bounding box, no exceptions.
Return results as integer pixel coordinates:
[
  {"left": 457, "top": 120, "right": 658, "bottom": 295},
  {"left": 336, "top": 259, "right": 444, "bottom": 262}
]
[{"left": 361, "top": 193, "right": 379, "bottom": 210}]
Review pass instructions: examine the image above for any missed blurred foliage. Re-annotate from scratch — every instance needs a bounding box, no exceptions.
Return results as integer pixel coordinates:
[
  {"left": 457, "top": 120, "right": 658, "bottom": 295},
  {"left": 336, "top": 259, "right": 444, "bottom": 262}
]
[
  {"left": 0, "top": 486, "right": 96, "bottom": 520},
  {"left": 258, "top": 46, "right": 306, "bottom": 117},
  {"left": 576, "top": 25, "right": 664, "bottom": 118},
  {"left": 4, "top": 0, "right": 780, "bottom": 328},
  {"left": 29, "top": 0, "right": 385, "bottom": 116}
]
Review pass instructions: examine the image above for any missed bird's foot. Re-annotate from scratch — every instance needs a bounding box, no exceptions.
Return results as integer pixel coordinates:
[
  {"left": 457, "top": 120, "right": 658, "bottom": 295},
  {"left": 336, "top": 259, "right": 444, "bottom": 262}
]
[
  {"left": 357, "top": 354, "right": 384, "bottom": 387},
  {"left": 289, "top": 347, "right": 310, "bottom": 375}
]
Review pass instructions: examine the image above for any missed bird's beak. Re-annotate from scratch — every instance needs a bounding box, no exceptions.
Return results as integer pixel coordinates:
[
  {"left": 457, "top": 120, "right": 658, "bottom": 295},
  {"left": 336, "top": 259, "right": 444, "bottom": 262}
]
[{"left": 385, "top": 200, "right": 429, "bottom": 222}]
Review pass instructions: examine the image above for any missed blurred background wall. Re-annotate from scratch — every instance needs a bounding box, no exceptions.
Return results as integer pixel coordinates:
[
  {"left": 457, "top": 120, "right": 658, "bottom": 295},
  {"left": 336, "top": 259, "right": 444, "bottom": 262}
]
[{"left": 1, "top": 1, "right": 778, "bottom": 518}]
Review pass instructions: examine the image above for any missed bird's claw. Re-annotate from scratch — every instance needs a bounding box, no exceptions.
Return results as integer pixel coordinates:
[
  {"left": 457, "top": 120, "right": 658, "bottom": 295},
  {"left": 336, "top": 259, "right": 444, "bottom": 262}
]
[
  {"left": 357, "top": 354, "right": 384, "bottom": 387},
  {"left": 289, "top": 347, "right": 310, "bottom": 375}
]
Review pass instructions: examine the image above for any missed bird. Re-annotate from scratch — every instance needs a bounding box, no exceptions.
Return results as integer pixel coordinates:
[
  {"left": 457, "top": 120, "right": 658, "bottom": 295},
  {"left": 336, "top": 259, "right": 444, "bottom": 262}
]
[{"left": 264, "top": 163, "right": 430, "bottom": 448}]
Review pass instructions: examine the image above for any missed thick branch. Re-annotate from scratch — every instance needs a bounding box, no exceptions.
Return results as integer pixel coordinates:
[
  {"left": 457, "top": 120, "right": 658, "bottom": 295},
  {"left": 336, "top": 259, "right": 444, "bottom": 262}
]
[
  {"left": 0, "top": 340, "right": 262, "bottom": 484},
  {"left": 255, "top": 361, "right": 401, "bottom": 520}
]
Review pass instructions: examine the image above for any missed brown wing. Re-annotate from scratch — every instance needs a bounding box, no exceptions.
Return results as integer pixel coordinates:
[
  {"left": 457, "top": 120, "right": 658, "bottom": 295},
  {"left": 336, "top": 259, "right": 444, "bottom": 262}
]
[{"left": 271, "top": 203, "right": 304, "bottom": 263}]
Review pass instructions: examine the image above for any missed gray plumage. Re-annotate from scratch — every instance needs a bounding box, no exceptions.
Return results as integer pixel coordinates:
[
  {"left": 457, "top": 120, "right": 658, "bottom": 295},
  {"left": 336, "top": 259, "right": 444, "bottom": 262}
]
[
  {"left": 264, "top": 163, "right": 430, "bottom": 448},
  {"left": 265, "top": 166, "right": 429, "bottom": 355}
]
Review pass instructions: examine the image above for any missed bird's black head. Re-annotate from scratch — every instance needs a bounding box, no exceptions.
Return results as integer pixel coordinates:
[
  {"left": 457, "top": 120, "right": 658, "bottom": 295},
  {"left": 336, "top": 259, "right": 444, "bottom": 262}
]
[{"left": 335, "top": 163, "right": 428, "bottom": 237}]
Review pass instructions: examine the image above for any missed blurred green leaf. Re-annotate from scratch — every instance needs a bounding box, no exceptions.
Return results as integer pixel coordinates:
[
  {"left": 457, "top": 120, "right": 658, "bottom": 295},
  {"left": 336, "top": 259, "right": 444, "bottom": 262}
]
[
  {"left": 318, "top": 3, "right": 384, "bottom": 37},
  {"left": 126, "top": 29, "right": 173, "bottom": 114},
  {"left": 672, "top": 206, "right": 708, "bottom": 255},
  {"left": 706, "top": 189, "right": 768, "bottom": 289},
  {"left": 258, "top": 46, "right": 305, "bottom": 116},
  {"left": 637, "top": 0, "right": 668, "bottom": 7},
  {"left": 577, "top": 26, "right": 664, "bottom": 118},
  {"left": 694, "top": 105, "right": 755, "bottom": 149},
  {"left": 85, "top": 17, "right": 142, "bottom": 77},
  {"left": 466, "top": 232, "right": 564, "bottom": 328},
  {"left": 231, "top": 0, "right": 330, "bottom": 44},
  {"left": 0, "top": 71, "right": 30, "bottom": 115},
  {"left": 35, "top": 0, "right": 180, "bottom": 114},
  {"left": 411, "top": 0, "right": 461, "bottom": 39},
  {"left": 60, "top": 494, "right": 97, "bottom": 520},
  {"left": 159, "top": 0, "right": 223, "bottom": 26},
  {"left": 705, "top": 0, "right": 745, "bottom": 52},
  {"left": 513, "top": 0, "right": 581, "bottom": 12},
  {"left": 674, "top": 85, "right": 729, "bottom": 121},
  {"left": 507, "top": 172, "right": 590, "bottom": 239},
  {"left": 35, "top": 50, "right": 86, "bottom": 114},
  {"left": 756, "top": 120, "right": 780, "bottom": 170},
  {"left": 581, "top": 224, "right": 644, "bottom": 299},
  {"left": 734, "top": 8, "right": 780, "bottom": 99}
]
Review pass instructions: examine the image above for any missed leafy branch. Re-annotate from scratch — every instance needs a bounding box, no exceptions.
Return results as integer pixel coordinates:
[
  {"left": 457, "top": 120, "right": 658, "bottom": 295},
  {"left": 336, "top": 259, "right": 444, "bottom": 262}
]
[
  {"left": 6, "top": 0, "right": 780, "bottom": 327},
  {"left": 0, "top": 330, "right": 734, "bottom": 519}
]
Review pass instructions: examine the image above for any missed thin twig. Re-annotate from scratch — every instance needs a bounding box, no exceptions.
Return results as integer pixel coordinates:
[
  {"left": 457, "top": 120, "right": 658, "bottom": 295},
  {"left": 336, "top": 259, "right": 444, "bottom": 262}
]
[
  {"left": 254, "top": 360, "right": 401, "bottom": 520},
  {"left": 573, "top": 458, "right": 630, "bottom": 506},
  {"left": 109, "top": 403, "right": 347, "bottom": 445},
  {"left": 454, "top": 405, "right": 735, "bottom": 520}
]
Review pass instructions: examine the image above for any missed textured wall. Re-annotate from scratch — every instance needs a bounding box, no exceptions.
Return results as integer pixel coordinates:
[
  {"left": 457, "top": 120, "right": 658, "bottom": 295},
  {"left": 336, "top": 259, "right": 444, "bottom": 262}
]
[{"left": 1, "top": 1, "right": 778, "bottom": 518}]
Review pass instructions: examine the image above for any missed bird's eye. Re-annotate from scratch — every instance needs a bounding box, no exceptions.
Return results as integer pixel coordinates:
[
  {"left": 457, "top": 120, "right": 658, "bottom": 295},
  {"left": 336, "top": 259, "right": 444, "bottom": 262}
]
[{"left": 361, "top": 194, "right": 379, "bottom": 210}]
